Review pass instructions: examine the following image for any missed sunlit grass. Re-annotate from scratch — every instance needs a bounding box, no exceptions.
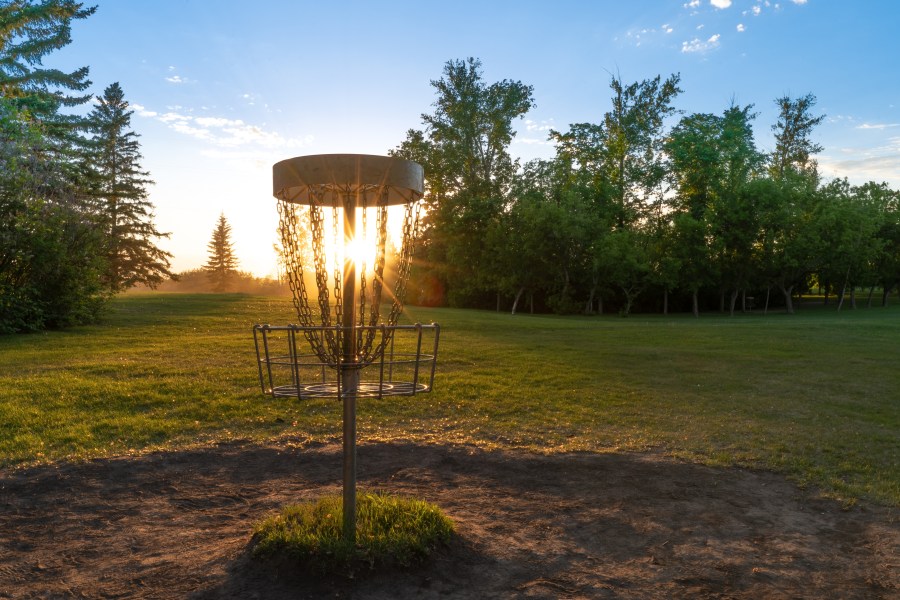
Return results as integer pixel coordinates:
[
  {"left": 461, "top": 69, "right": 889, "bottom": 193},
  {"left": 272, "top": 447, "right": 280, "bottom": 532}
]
[
  {"left": 0, "top": 293, "right": 898, "bottom": 506},
  {"left": 253, "top": 493, "right": 454, "bottom": 575}
]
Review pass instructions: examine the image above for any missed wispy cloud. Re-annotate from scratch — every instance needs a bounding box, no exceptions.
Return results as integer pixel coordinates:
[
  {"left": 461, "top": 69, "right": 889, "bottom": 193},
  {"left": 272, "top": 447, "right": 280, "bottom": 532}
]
[
  {"left": 132, "top": 105, "right": 313, "bottom": 151},
  {"left": 165, "top": 75, "right": 189, "bottom": 84},
  {"left": 820, "top": 153, "right": 900, "bottom": 188},
  {"left": 682, "top": 33, "right": 721, "bottom": 53},
  {"left": 524, "top": 119, "right": 555, "bottom": 133},
  {"left": 857, "top": 123, "right": 900, "bottom": 130},
  {"left": 516, "top": 118, "right": 556, "bottom": 147}
]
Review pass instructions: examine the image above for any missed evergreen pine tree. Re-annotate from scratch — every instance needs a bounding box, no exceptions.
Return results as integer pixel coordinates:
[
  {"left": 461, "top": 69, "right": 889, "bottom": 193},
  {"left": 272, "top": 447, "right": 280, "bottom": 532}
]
[
  {"left": 87, "top": 82, "right": 174, "bottom": 291},
  {"left": 0, "top": 1, "right": 95, "bottom": 144},
  {"left": 203, "top": 213, "right": 238, "bottom": 292}
]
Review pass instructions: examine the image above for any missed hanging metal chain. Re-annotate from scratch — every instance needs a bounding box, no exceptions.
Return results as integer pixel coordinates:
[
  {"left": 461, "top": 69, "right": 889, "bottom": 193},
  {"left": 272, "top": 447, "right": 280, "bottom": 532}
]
[
  {"left": 357, "top": 188, "right": 368, "bottom": 354},
  {"left": 390, "top": 199, "right": 421, "bottom": 325},
  {"left": 278, "top": 196, "right": 336, "bottom": 365},
  {"left": 358, "top": 191, "right": 389, "bottom": 363},
  {"left": 275, "top": 182, "right": 423, "bottom": 370},
  {"left": 331, "top": 196, "right": 342, "bottom": 328}
]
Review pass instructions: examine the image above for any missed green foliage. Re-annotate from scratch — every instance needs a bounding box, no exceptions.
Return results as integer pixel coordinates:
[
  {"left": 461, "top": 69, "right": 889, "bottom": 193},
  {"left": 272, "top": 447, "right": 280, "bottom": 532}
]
[
  {"left": 253, "top": 493, "right": 454, "bottom": 575},
  {"left": 0, "top": 3, "right": 161, "bottom": 331},
  {"left": 401, "top": 60, "right": 900, "bottom": 316},
  {"left": 0, "top": 96, "right": 108, "bottom": 332},
  {"left": 393, "top": 58, "right": 534, "bottom": 306},
  {"left": 769, "top": 93, "right": 826, "bottom": 184}
]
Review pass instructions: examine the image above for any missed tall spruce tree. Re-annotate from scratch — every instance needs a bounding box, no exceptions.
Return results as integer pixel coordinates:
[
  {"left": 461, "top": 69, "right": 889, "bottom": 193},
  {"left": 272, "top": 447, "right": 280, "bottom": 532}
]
[
  {"left": 87, "top": 82, "right": 173, "bottom": 291},
  {"left": 203, "top": 213, "right": 238, "bottom": 292},
  {"left": 0, "top": 0, "right": 95, "bottom": 145}
]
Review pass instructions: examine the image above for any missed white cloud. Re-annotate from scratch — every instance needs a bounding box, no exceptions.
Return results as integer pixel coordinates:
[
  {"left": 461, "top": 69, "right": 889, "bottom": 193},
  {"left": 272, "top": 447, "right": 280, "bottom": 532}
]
[
  {"left": 663, "top": 23, "right": 674, "bottom": 33},
  {"left": 524, "top": 118, "right": 555, "bottom": 133},
  {"left": 165, "top": 75, "right": 188, "bottom": 84},
  {"left": 791, "top": 0, "right": 807, "bottom": 4},
  {"left": 711, "top": 0, "right": 732, "bottom": 8},
  {"left": 684, "top": 0, "right": 700, "bottom": 7},
  {"left": 752, "top": 5, "right": 762, "bottom": 15},
  {"left": 819, "top": 153, "right": 900, "bottom": 188},
  {"left": 857, "top": 123, "right": 900, "bottom": 130},
  {"left": 158, "top": 112, "right": 190, "bottom": 123},
  {"left": 681, "top": 33, "right": 722, "bottom": 53},
  {"left": 131, "top": 103, "right": 157, "bottom": 118},
  {"left": 195, "top": 117, "right": 245, "bottom": 128},
  {"left": 133, "top": 104, "right": 313, "bottom": 151},
  {"left": 737, "top": 23, "right": 745, "bottom": 32}
]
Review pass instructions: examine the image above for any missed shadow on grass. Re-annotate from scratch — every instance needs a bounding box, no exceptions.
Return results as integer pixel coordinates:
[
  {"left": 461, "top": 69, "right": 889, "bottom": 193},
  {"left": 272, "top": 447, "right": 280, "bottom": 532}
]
[{"left": 0, "top": 440, "right": 896, "bottom": 599}]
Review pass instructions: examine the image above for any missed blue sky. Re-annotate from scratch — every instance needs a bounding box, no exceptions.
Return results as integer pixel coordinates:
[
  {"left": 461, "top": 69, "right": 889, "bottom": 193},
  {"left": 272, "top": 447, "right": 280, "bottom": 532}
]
[{"left": 53, "top": 0, "right": 900, "bottom": 277}]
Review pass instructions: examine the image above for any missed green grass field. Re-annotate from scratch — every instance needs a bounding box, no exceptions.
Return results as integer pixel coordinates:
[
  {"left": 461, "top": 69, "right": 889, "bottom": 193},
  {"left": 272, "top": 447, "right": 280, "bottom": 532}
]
[{"left": 1, "top": 294, "right": 897, "bottom": 506}]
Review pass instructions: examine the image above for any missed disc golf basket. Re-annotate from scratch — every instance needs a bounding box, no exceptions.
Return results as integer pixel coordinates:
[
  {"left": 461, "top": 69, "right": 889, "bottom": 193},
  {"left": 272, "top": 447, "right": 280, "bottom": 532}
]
[{"left": 253, "top": 154, "right": 439, "bottom": 542}]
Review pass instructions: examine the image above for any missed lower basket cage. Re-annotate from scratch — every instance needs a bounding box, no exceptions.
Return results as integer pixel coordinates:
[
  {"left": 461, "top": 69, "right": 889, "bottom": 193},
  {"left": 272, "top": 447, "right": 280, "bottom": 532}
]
[{"left": 253, "top": 323, "right": 439, "bottom": 400}]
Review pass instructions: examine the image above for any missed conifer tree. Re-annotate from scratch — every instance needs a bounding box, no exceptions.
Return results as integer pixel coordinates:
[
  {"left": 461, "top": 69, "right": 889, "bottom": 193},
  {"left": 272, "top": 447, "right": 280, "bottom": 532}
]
[
  {"left": 203, "top": 213, "right": 238, "bottom": 292},
  {"left": 0, "top": 0, "right": 95, "bottom": 141},
  {"left": 87, "top": 82, "right": 173, "bottom": 291}
]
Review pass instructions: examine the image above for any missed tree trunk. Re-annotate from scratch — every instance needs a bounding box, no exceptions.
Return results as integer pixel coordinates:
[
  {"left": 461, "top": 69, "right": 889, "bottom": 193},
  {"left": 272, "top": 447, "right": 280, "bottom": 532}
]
[
  {"left": 850, "top": 287, "right": 857, "bottom": 309},
  {"left": 597, "top": 295, "right": 603, "bottom": 315},
  {"left": 530, "top": 292, "right": 534, "bottom": 314},
  {"left": 719, "top": 291, "right": 725, "bottom": 313},
  {"left": 779, "top": 284, "right": 795, "bottom": 314},
  {"left": 837, "top": 266, "right": 850, "bottom": 311},
  {"left": 764, "top": 287, "right": 771, "bottom": 315},
  {"left": 729, "top": 289, "right": 739, "bottom": 316},
  {"left": 496, "top": 291, "right": 501, "bottom": 313},
  {"left": 692, "top": 290, "right": 699, "bottom": 318},
  {"left": 585, "top": 285, "right": 597, "bottom": 315},
  {"left": 511, "top": 287, "right": 525, "bottom": 315},
  {"left": 867, "top": 285, "right": 875, "bottom": 308},
  {"left": 883, "top": 283, "right": 896, "bottom": 307},
  {"left": 663, "top": 289, "right": 668, "bottom": 315}
]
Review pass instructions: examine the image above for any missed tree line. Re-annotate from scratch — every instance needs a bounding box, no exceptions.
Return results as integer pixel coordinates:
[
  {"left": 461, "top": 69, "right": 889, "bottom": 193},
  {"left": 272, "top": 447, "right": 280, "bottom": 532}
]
[
  {"left": 393, "top": 58, "right": 900, "bottom": 316},
  {"left": 0, "top": 1, "right": 172, "bottom": 332}
]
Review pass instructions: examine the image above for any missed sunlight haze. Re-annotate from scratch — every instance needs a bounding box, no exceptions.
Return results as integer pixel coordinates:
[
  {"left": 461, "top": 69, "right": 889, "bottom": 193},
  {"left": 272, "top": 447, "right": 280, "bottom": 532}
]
[{"left": 52, "top": 0, "right": 900, "bottom": 277}]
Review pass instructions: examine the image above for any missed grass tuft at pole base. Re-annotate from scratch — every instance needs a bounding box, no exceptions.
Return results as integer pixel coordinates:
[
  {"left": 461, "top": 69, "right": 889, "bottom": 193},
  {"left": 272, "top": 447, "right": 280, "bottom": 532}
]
[{"left": 252, "top": 492, "right": 455, "bottom": 576}]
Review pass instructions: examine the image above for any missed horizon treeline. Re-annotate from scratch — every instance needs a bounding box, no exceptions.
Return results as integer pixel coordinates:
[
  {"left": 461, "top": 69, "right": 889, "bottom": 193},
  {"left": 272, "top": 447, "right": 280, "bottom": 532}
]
[
  {"left": 0, "top": 1, "right": 173, "bottom": 332},
  {"left": 394, "top": 58, "right": 900, "bottom": 316}
]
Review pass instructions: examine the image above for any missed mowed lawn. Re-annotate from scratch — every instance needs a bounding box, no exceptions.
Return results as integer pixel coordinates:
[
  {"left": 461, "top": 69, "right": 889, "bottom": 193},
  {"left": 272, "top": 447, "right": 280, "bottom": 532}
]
[{"left": 0, "top": 293, "right": 897, "bottom": 506}]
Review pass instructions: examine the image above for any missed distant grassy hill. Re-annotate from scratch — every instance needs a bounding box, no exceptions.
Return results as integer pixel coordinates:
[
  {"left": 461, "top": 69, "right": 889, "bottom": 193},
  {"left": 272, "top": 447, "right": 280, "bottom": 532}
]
[{"left": 128, "top": 269, "right": 290, "bottom": 295}]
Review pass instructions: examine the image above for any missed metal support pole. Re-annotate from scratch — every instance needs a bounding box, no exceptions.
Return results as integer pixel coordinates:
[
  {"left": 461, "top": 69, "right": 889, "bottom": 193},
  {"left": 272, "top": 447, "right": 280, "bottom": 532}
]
[{"left": 341, "top": 194, "right": 359, "bottom": 544}]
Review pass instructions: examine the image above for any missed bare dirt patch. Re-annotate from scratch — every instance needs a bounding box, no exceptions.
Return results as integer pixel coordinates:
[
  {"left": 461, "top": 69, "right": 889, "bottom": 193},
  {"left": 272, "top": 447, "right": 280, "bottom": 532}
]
[{"left": 0, "top": 440, "right": 897, "bottom": 599}]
